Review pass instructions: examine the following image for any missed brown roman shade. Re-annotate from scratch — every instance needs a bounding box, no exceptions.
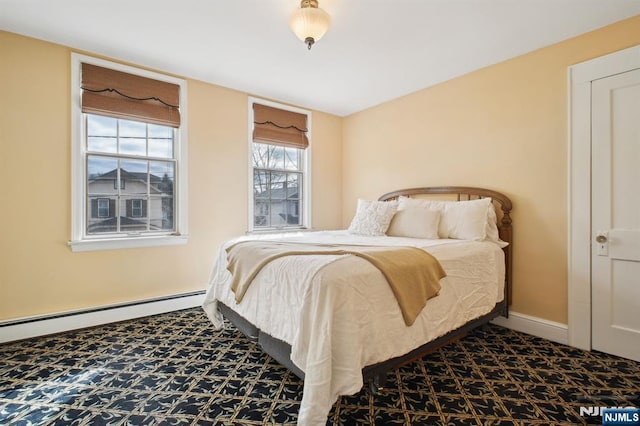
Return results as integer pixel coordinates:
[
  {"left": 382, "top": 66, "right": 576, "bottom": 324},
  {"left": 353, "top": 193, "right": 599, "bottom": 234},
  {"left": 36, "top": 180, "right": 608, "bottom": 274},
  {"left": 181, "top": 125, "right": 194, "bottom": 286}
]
[
  {"left": 81, "top": 63, "right": 181, "bottom": 128},
  {"left": 253, "top": 103, "right": 309, "bottom": 149}
]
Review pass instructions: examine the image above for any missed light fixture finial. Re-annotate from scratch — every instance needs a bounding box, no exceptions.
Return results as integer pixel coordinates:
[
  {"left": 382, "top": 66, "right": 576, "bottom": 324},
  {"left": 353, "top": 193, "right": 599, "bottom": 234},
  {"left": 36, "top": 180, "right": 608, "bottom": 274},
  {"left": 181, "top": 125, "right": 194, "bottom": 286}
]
[{"left": 305, "top": 37, "right": 315, "bottom": 50}]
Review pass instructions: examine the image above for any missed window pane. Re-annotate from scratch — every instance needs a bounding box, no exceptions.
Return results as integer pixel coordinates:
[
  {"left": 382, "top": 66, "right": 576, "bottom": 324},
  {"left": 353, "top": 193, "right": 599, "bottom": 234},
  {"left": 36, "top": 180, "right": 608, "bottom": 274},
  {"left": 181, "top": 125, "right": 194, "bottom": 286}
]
[
  {"left": 119, "top": 119, "right": 146, "bottom": 137},
  {"left": 268, "top": 146, "right": 284, "bottom": 169},
  {"left": 254, "top": 201, "right": 269, "bottom": 227},
  {"left": 286, "top": 173, "right": 300, "bottom": 199},
  {"left": 120, "top": 159, "right": 148, "bottom": 195},
  {"left": 269, "top": 201, "right": 287, "bottom": 227},
  {"left": 269, "top": 172, "right": 285, "bottom": 199},
  {"left": 87, "top": 115, "right": 117, "bottom": 137},
  {"left": 87, "top": 156, "right": 118, "bottom": 234},
  {"left": 150, "top": 161, "right": 174, "bottom": 196},
  {"left": 254, "top": 170, "right": 269, "bottom": 199},
  {"left": 286, "top": 200, "right": 301, "bottom": 225},
  {"left": 119, "top": 137, "right": 147, "bottom": 156},
  {"left": 284, "top": 147, "right": 300, "bottom": 171},
  {"left": 148, "top": 123, "right": 172, "bottom": 138},
  {"left": 148, "top": 138, "right": 173, "bottom": 158},
  {"left": 143, "top": 197, "right": 157, "bottom": 229},
  {"left": 148, "top": 124, "right": 173, "bottom": 158},
  {"left": 118, "top": 120, "right": 146, "bottom": 156},
  {"left": 87, "top": 196, "right": 117, "bottom": 234},
  {"left": 252, "top": 143, "right": 269, "bottom": 168},
  {"left": 161, "top": 197, "right": 175, "bottom": 231},
  {"left": 87, "top": 156, "right": 118, "bottom": 194},
  {"left": 120, "top": 196, "right": 148, "bottom": 232},
  {"left": 88, "top": 136, "right": 117, "bottom": 154},
  {"left": 149, "top": 162, "right": 174, "bottom": 231}
]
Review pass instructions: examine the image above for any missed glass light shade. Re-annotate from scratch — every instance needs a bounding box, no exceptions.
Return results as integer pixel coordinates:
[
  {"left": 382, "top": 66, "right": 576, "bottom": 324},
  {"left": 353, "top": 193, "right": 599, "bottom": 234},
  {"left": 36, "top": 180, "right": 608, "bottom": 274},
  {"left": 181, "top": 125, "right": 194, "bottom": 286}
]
[{"left": 289, "top": 6, "right": 331, "bottom": 44}]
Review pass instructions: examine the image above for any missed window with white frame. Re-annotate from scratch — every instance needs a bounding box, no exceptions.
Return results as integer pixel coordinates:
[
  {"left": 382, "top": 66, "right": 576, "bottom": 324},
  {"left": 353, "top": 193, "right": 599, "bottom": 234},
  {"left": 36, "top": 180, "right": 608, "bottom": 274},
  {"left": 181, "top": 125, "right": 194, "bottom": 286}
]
[
  {"left": 130, "top": 199, "right": 145, "bottom": 218},
  {"left": 85, "top": 115, "right": 174, "bottom": 234},
  {"left": 249, "top": 100, "right": 310, "bottom": 231},
  {"left": 96, "top": 198, "right": 111, "bottom": 218},
  {"left": 70, "top": 54, "right": 188, "bottom": 251}
]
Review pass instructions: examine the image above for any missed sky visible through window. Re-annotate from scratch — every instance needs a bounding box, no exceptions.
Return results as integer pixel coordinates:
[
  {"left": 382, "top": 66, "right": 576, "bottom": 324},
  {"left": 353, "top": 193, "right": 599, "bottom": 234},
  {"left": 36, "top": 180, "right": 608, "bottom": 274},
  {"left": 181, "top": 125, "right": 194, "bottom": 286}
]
[{"left": 87, "top": 115, "right": 175, "bottom": 181}]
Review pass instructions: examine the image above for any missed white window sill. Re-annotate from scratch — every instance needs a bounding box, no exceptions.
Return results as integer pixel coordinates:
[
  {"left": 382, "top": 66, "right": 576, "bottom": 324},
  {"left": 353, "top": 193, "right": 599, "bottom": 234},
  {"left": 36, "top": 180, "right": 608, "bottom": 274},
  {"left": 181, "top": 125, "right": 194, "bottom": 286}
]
[{"left": 68, "top": 235, "right": 188, "bottom": 252}]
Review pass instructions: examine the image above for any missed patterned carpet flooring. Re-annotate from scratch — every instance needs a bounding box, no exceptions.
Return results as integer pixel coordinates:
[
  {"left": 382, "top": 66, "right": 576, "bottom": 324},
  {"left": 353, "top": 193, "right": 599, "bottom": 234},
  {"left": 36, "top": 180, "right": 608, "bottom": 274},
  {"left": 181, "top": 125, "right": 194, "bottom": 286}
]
[{"left": 0, "top": 308, "right": 638, "bottom": 425}]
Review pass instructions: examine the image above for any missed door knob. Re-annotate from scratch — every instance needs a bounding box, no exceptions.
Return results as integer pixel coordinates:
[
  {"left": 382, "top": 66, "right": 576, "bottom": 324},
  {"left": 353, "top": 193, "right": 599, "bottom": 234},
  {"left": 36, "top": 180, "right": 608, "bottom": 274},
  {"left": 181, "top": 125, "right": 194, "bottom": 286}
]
[{"left": 595, "top": 234, "right": 608, "bottom": 244}]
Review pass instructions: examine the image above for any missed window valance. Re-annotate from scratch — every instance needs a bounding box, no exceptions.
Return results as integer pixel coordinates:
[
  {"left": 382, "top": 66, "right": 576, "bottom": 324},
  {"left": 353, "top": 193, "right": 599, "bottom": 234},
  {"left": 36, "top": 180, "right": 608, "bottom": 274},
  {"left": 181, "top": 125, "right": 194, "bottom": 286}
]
[
  {"left": 253, "top": 103, "right": 308, "bottom": 149},
  {"left": 81, "top": 63, "right": 181, "bottom": 128}
]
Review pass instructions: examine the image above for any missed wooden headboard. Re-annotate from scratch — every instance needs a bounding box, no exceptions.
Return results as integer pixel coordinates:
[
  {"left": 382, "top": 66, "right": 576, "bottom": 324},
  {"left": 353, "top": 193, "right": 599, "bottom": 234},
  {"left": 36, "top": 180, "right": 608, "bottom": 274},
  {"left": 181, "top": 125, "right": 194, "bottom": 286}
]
[{"left": 378, "top": 186, "right": 513, "bottom": 307}]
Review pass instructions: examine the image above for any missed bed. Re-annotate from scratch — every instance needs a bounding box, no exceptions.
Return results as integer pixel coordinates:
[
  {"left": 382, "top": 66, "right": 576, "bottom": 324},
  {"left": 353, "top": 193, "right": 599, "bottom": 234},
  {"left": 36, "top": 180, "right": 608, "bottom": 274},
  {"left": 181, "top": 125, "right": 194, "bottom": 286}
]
[{"left": 202, "top": 186, "right": 512, "bottom": 425}]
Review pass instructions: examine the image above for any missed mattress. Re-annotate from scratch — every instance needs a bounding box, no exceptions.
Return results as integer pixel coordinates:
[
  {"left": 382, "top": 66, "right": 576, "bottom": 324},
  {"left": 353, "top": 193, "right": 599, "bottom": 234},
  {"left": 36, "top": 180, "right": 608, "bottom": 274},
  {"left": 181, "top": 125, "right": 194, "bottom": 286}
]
[{"left": 202, "top": 230, "right": 505, "bottom": 425}]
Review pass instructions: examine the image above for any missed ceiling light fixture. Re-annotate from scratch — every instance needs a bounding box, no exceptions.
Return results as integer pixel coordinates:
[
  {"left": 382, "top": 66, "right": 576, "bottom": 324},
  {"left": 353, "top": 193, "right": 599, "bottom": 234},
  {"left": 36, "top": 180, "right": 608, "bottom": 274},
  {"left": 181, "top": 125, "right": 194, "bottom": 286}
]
[{"left": 289, "top": 0, "right": 331, "bottom": 50}]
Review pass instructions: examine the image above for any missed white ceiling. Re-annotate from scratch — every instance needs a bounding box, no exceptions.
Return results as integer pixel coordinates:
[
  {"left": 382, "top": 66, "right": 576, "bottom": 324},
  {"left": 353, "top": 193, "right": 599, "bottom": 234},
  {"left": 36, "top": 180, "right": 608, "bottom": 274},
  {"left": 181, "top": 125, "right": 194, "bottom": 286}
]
[{"left": 1, "top": 1, "right": 639, "bottom": 116}]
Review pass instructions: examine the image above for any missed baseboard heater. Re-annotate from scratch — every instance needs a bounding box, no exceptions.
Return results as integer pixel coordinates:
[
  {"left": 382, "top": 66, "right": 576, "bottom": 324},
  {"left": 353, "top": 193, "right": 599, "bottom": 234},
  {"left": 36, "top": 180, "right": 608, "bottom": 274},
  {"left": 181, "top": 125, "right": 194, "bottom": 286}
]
[{"left": 0, "top": 290, "right": 206, "bottom": 344}]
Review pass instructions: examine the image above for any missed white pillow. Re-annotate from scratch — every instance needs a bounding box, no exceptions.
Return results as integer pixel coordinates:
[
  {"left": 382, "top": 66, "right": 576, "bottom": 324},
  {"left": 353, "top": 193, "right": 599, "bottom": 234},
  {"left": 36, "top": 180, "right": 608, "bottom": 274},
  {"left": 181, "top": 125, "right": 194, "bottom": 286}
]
[
  {"left": 348, "top": 199, "right": 398, "bottom": 236},
  {"left": 386, "top": 207, "right": 440, "bottom": 239},
  {"left": 440, "top": 198, "right": 492, "bottom": 240},
  {"left": 486, "top": 205, "right": 508, "bottom": 248},
  {"left": 398, "top": 196, "right": 494, "bottom": 241}
]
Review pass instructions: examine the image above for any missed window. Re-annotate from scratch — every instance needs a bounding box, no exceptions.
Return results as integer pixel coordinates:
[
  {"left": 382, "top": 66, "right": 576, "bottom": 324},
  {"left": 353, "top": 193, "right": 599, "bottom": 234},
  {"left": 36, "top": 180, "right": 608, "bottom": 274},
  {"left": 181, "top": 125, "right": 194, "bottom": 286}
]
[
  {"left": 130, "top": 199, "right": 144, "bottom": 218},
  {"left": 253, "top": 144, "right": 303, "bottom": 227},
  {"left": 85, "top": 115, "right": 173, "bottom": 234},
  {"left": 249, "top": 99, "right": 311, "bottom": 231},
  {"left": 96, "top": 198, "right": 110, "bottom": 218},
  {"left": 70, "top": 54, "right": 188, "bottom": 251}
]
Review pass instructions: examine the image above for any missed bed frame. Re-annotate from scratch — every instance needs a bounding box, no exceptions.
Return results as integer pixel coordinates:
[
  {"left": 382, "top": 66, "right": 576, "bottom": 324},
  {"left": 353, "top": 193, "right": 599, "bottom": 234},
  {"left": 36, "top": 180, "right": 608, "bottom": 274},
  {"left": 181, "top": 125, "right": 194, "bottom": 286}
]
[{"left": 219, "top": 186, "right": 513, "bottom": 392}]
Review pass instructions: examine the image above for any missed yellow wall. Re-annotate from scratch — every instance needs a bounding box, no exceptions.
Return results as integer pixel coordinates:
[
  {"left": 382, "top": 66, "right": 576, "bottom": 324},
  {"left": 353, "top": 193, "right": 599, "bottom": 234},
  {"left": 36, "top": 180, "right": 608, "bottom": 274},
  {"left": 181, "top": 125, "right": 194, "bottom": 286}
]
[
  {"left": 342, "top": 15, "right": 640, "bottom": 324},
  {"left": 2, "top": 15, "right": 640, "bottom": 325},
  {"left": 0, "top": 31, "right": 343, "bottom": 321}
]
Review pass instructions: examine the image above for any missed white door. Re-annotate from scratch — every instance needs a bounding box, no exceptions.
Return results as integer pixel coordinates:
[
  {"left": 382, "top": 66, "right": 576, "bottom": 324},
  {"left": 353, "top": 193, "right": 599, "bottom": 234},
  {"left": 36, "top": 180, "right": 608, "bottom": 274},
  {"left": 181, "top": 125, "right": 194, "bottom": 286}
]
[{"left": 591, "top": 68, "right": 640, "bottom": 362}]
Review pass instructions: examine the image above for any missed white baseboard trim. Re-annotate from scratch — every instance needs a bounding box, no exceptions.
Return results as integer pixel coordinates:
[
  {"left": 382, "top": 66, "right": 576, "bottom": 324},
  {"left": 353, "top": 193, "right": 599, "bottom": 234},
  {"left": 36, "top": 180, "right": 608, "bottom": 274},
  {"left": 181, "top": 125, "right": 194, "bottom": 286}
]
[
  {"left": 0, "top": 298, "right": 569, "bottom": 347},
  {"left": 491, "top": 311, "right": 569, "bottom": 345},
  {"left": 0, "top": 291, "right": 206, "bottom": 344}
]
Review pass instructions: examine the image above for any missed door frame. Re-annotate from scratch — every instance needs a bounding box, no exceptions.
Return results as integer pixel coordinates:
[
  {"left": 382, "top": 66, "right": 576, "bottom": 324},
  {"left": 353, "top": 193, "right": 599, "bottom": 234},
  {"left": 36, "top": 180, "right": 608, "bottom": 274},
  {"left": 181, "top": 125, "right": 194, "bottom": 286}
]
[{"left": 568, "top": 44, "right": 640, "bottom": 350}]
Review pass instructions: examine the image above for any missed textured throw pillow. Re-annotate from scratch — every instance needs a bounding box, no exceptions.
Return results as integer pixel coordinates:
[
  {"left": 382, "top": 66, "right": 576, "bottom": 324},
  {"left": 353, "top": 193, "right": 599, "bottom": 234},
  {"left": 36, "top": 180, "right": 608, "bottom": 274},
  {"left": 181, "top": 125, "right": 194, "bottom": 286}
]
[
  {"left": 348, "top": 199, "right": 398, "bottom": 236},
  {"left": 386, "top": 207, "right": 440, "bottom": 239}
]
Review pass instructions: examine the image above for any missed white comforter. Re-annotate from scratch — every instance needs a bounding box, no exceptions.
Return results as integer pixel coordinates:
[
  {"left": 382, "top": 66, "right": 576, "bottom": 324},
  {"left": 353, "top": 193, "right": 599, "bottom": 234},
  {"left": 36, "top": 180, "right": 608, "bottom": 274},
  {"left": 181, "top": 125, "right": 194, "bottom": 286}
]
[{"left": 202, "top": 230, "right": 505, "bottom": 425}]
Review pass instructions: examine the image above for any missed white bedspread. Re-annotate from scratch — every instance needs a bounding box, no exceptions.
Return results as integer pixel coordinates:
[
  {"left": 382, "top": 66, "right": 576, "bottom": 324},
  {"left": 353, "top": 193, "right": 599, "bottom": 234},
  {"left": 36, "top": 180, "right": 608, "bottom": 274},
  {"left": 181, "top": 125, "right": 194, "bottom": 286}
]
[{"left": 202, "top": 230, "right": 505, "bottom": 426}]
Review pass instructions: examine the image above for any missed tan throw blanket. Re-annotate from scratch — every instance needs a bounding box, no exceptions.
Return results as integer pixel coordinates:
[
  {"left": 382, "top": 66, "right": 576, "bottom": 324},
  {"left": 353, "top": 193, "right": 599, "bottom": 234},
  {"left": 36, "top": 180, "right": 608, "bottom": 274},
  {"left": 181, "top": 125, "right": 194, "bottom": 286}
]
[{"left": 226, "top": 241, "right": 446, "bottom": 326}]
